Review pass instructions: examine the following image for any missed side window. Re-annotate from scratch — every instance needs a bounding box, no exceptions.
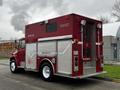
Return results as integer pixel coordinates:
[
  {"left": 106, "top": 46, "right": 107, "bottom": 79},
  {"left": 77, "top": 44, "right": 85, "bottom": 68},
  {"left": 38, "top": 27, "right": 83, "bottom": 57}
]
[{"left": 46, "top": 23, "right": 57, "bottom": 32}]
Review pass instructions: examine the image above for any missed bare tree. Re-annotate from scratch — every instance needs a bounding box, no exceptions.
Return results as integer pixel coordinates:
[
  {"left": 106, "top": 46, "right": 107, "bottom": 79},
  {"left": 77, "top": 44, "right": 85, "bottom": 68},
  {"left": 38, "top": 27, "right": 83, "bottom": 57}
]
[
  {"left": 98, "top": 16, "right": 110, "bottom": 24},
  {"left": 112, "top": 0, "right": 120, "bottom": 21}
]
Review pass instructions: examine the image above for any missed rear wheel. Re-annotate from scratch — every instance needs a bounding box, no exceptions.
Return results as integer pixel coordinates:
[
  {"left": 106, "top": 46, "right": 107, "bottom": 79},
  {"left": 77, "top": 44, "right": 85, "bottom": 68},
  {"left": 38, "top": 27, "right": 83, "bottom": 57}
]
[
  {"left": 40, "top": 63, "right": 53, "bottom": 81},
  {"left": 10, "top": 61, "right": 18, "bottom": 73}
]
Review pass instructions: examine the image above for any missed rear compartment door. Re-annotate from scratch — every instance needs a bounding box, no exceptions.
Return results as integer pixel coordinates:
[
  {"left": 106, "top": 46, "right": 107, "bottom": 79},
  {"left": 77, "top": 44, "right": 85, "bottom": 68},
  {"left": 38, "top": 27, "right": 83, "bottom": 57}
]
[{"left": 82, "top": 21, "right": 96, "bottom": 75}]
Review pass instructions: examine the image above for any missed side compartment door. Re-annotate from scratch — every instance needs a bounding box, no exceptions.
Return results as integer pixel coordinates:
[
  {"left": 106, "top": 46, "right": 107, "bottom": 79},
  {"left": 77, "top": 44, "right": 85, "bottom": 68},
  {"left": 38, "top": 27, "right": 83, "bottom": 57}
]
[
  {"left": 38, "top": 41, "right": 57, "bottom": 57},
  {"left": 57, "top": 39, "right": 72, "bottom": 74},
  {"left": 26, "top": 43, "right": 37, "bottom": 69}
]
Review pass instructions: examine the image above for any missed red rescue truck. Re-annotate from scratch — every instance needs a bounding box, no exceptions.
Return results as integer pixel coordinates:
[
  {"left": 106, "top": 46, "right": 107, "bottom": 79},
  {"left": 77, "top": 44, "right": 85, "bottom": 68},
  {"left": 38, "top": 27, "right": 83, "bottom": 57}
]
[{"left": 10, "top": 13, "right": 105, "bottom": 81}]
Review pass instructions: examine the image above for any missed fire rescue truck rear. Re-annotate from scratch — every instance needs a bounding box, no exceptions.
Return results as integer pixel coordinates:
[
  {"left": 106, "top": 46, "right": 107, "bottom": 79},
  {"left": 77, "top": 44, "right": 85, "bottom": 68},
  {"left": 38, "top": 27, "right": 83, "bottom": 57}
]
[{"left": 10, "top": 13, "right": 105, "bottom": 81}]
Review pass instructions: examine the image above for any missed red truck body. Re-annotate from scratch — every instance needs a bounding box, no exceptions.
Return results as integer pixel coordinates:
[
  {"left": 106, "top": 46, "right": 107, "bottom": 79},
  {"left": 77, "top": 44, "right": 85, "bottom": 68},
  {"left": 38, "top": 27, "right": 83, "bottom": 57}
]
[{"left": 10, "top": 13, "right": 105, "bottom": 80}]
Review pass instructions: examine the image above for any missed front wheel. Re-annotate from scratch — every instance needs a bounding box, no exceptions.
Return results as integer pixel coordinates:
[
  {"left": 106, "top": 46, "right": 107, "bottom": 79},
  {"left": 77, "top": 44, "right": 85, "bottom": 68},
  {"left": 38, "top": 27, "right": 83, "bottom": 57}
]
[
  {"left": 40, "top": 63, "right": 53, "bottom": 81},
  {"left": 10, "top": 61, "right": 18, "bottom": 73}
]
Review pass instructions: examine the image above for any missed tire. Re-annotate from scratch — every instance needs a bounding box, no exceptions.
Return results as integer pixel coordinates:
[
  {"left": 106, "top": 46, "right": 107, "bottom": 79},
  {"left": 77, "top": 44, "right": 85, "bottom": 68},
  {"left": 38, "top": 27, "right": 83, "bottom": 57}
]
[
  {"left": 10, "top": 61, "right": 18, "bottom": 73},
  {"left": 40, "top": 62, "right": 53, "bottom": 81}
]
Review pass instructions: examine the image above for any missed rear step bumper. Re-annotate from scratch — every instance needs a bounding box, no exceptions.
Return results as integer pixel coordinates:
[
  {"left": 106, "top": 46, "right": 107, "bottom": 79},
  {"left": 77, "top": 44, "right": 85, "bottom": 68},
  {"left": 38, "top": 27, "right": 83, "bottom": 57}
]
[{"left": 73, "top": 71, "right": 107, "bottom": 79}]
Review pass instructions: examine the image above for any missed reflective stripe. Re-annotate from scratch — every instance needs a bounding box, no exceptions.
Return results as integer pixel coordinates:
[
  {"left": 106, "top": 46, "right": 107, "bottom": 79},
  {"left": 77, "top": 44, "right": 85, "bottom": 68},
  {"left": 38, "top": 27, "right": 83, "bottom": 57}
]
[
  {"left": 83, "top": 58, "right": 91, "bottom": 60},
  {"left": 38, "top": 35, "right": 72, "bottom": 41},
  {"left": 78, "top": 41, "right": 83, "bottom": 45},
  {"left": 96, "top": 42, "right": 102, "bottom": 45},
  {"left": 72, "top": 41, "right": 83, "bottom": 44}
]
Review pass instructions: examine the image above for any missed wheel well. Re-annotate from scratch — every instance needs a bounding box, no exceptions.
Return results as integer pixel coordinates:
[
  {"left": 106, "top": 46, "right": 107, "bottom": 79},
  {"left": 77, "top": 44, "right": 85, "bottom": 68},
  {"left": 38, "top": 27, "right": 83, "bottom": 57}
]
[
  {"left": 39, "top": 59, "right": 54, "bottom": 73},
  {"left": 10, "top": 57, "right": 15, "bottom": 62}
]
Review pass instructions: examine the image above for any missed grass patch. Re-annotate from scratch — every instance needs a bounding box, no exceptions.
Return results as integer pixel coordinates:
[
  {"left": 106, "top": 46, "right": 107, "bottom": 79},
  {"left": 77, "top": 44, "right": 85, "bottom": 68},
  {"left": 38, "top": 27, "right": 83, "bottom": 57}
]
[
  {"left": 98, "top": 65, "right": 120, "bottom": 80},
  {"left": 0, "top": 56, "right": 9, "bottom": 60}
]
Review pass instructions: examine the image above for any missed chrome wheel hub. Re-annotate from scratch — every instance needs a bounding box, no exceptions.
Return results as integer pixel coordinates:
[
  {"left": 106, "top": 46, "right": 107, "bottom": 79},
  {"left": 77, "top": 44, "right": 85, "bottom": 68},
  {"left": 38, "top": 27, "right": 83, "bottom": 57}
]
[
  {"left": 11, "top": 62, "right": 16, "bottom": 71},
  {"left": 42, "top": 66, "right": 50, "bottom": 78}
]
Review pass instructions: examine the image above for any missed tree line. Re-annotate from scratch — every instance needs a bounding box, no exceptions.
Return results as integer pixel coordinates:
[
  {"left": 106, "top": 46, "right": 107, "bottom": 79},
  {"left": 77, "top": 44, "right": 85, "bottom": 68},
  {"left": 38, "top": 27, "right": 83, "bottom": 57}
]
[{"left": 99, "top": 0, "right": 120, "bottom": 24}]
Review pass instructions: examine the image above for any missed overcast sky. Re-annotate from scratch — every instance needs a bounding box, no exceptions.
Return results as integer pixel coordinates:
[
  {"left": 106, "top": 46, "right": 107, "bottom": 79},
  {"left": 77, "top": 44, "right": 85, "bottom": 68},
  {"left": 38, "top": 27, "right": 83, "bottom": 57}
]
[{"left": 0, "top": 0, "right": 116, "bottom": 40}]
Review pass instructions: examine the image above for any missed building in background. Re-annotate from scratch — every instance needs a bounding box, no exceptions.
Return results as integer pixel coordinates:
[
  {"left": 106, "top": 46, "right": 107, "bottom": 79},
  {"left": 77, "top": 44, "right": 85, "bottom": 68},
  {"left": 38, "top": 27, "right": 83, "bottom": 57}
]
[
  {"left": 103, "top": 36, "right": 118, "bottom": 62},
  {"left": 103, "top": 22, "right": 120, "bottom": 62},
  {"left": 0, "top": 40, "right": 16, "bottom": 58}
]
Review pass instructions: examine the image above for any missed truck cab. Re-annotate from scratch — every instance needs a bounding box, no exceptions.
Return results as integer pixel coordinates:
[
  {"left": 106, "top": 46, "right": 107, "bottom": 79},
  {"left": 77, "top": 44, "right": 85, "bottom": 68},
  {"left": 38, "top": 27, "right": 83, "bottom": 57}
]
[{"left": 10, "top": 38, "right": 25, "bottom": 72}]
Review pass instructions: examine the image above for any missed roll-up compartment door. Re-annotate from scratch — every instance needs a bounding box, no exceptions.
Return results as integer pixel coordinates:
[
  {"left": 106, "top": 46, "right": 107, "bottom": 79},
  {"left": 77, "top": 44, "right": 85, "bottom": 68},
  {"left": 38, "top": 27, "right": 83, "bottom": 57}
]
[
  {"left": 26, "top": 43, "right": 37, "bottom": 69},
  {"left": 57, "top": 39, "right": 72, "bottom": 74}
]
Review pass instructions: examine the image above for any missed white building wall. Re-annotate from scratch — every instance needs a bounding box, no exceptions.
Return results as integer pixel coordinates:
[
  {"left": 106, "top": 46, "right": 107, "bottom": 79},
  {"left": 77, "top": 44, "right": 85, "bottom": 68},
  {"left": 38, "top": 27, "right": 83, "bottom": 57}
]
[{"left": 103, "top": 36, "right": 118, "bottom": 61}]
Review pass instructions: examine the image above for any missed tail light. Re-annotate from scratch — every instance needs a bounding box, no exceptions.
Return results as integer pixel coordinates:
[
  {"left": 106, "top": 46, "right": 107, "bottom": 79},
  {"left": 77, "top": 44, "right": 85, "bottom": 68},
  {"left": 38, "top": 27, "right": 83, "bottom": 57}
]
[
  {"left": 74, "top": 56, "right": 79, "bottom": 71},
  {"left": 73, "top": 50, "right": 79, "bottom": 71}
]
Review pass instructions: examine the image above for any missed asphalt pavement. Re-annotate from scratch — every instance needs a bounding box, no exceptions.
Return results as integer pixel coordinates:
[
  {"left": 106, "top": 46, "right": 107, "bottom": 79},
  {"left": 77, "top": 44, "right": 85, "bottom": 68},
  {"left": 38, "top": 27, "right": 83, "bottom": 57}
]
[
  {"left": 0, "top": 60, "right": 120, "bottom": 90},
  {"left": 0, "top": 59, "right": 9, "bottom": 65}
]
